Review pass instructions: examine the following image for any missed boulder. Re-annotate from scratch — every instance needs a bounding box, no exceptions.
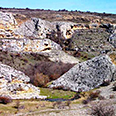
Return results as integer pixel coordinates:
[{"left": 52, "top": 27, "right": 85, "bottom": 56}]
[
  {"left": 0, "top": 62, "right": 46, "bottom": 99},
  {"left": 14, "top": 20, "right": 37, "bottom": 37},
  {"left": 0, "top": 11, "right": 17, "bottom": 26},
  {"left": 49, "top": 55, "right": 116, "bottom": 92}
]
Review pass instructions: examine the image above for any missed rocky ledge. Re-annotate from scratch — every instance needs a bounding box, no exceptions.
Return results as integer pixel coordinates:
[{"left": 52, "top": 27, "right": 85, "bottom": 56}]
[
  {"left": 0, "top": 38, "right": 79, "bottom": 64},
  {"left": 49, "top": 55, "right": 116, "bottom": 92}
]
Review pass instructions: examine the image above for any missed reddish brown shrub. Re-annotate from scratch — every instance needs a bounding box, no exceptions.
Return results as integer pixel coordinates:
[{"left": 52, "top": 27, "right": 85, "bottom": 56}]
[
  {"left": 33, "top": 73, "right": 50, "bottom": 87},
  {"left": 26, "top": 61, "right": 74, "bottom": 87},
  {"left": 88, "top": 90, "right": 101, "bottom": 101},
  {"left": 82, "top": 99, "right": 90, "bottom": 104},
  {"left": 50, "top": 74, "right": 61, "bottom": 80},
  {"left": 34, "top": 62, "right": 74, "bottom": 80},
  {"left": 98, "top": 95, "right": 105, "bottom": 100},
  {"left": 52, "top": 85, "right": 65, "bottom": 90},
  {"left": 0, "top": 96, "right": 12, "bottom": 104},
  {"left": 109, "top": 95, "right": 115, "bottom": 99},
  {"left": 82, "top": 90, "right": 101, "bottom": 104}
]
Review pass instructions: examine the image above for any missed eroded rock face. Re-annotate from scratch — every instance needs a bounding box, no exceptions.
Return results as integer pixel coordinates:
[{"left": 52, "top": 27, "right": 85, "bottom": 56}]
[
  {"left": 0, "top": 11, "right": 116, "bottom": 40},
  {"left": 0, "top": 11, "right": 77, "bottom": 39},
  {"left": 0, "top": 62, "right": 46, "bottom": 99},
  {"left": 0, "top": 11, "right": 17, "bottom": 28},
  {"left": 49, "top": 55, "right": 116, "bottom": 92}
]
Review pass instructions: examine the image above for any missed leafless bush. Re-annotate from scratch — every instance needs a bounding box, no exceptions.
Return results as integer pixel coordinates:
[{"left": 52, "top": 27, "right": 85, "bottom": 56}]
[
  {"left": 35, "top": 62, "right": 74, "bottom": 80},
  {"left": 88, "top": 90, "right": 101, "bottom": 101},
  {"left": 82, "top": 90, "right": 101, "bottom": 104},
  {"left": 98, "top": 95, "right": 105, "bottom": 100},
  {"left": 91, "top": 101, "right": 115, "bottom": 116},
  {"left": 53, "top": 100, "right": 71, "bottom": 109},
  {"left": 28, "top": 61, "right": 74, "bottom": 87},
  {"left": 33, "top": 73, "right": 50, "bottom": 87},
  {"left": 82, "top": 99, "right": 90, "bottom": 104}
]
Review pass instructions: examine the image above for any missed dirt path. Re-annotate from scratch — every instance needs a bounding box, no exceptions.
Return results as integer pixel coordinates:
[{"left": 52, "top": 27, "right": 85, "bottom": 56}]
[{"left": 14, "top": 104, "right": 91, "bottom": 116}]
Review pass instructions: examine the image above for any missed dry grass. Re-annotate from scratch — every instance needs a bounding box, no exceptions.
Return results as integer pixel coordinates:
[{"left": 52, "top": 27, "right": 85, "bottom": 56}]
[
  {"left": 90, "top": 101, "right": 115, "bottom": 116},
  {"left": 109, "top": 53, "right": 116, "bottom": 66}
]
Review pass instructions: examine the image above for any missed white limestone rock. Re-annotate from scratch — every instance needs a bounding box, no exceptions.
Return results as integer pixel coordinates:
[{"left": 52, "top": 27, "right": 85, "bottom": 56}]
[
  {"left": 0, "top": 62, "right": 30, "bottom": 82},
  {"left": 49, "top": 55, "right": 116, "bottom": 92},
  {"left": 0, "top": 63, "right": 47, "bottom": 99}
]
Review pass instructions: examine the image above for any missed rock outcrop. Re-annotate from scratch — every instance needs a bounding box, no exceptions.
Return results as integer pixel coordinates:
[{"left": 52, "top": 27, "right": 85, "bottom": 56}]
[
  {"left": 0, "top": 62, "right": 30, "bottom": 82},
  {"left": 0, "top": 62, "right": 46, "bottom": 99},
  {"left": 109, "top": 30, "right": 116, "bottom": 47},
  {"left": 1, "top": 11, "right": 114, "bottom": 40},
  {"left": 0, "top": 11, "right": 77, "bottom": 39},
  {"left": 0, "top": 11, "right": 21, "bottom": 38},
  {"left": 0, "top": 38, "right": 62, "bottom": 53},
  {"left": 0, "top": 38, "right": 79, "bottom": 64},
  {"left": 40, "top": 49, "right": 79, "bottom": 64},
  {"left": 49, "top": 55, "right": 116, "bottom": 92},
  {"left": 15, "top": 18, "right": 77, "bottom": 39}
]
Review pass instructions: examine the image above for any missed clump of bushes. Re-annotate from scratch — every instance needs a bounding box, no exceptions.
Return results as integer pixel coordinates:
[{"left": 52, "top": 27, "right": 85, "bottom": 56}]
[
  {"left": 0, "top": 95, "right": 12, "bottom": 104},
  {"left": 88, "top": 90, "right": 101, "bottom": 101},
  {"left": 90, "top": 101, "right": 115, "bottom": 116},
  {"left": 53, "top": 100, "right": 71, "bottom": 109},
  {"left": 82, "top": 90, "right": 101, "bottom": 104},
  {"left": 112, "top": 82, "right": 116, "bottom": 91},
  {"left": 33, "top": 73, "right": 50, "bottom": 87},
  {"left": 27, "top": 61, "right": 74, "bottom": 87}
]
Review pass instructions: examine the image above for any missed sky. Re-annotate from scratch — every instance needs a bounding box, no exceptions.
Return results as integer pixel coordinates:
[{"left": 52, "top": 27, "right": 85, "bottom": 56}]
[{"left": 0, "top": 0, "right": 116, "bottom": 14}]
